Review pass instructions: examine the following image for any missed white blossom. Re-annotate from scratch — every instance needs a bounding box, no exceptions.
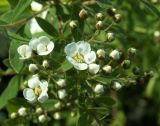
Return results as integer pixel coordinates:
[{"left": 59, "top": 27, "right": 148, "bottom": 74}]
[
  {"left": 109, "top": 50, "right": 120, "bottom": 60},
  {"left": 57, "top": 79, "right": 66, "bottom": 87},
  {"left": 38, "top": 114, "right": 47, "bottom": 123},
  {"left": 18, "top": 107, "right": 27, "bottom": 116},
  {"left": 88, "top": 64, "right": 100, "bottom": 74},
  {"left": 58, "top": 89, "right": 67, "bottom": 99},
  {"left": 94, "top": 84, "right": 104, "bottom": 94},
  {"left": 23, "top": 75, "right": 48, "bottom": 103},
  {"left": 64, "top": 41, "right": 96, "bottom": 70},
  {"left": 29, "top": 36, "right": 54, "bottom": 56},
  {"left": 17, "top": 45, "right": 32, "bottom": 59}
]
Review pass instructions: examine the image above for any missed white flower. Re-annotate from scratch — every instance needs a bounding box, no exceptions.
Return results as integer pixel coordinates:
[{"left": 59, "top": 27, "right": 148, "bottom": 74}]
[
  {"left": 38, "top": 114, "right": 47, "bottom": 123},
  {"left": 17, "top": 45, "right": 32, "bottom": 59},
  {"left": 88, "top": 64, "right": 100, "bottom": 74},
  {"left": 57, "top": 79, "right": 66, "bottom": 87},
  {"left": 23, "top": 76, "right": 48, "bottom": 103},
  {"left": 31, "top": 1, "right": 43, "bottom": 12},
  {"left": 64, "top": 41, "right": 96, "bottom": 70},
  {"left": 10, "top": 112, "right": 17, "bottom": 119},
  {"left": 29, "top": 36, "right": 54, "bottom": 56},
  {"left": 94, "top": 84, "right": 104, "bottom": 94},
  {"left": 58, "top": 89, "right": 67, "bottom": 99},
  {"left": 18, "top": 107, "right": 27, "bottom": 116},
  {"left": 28, "top": 64, "right": 39, "bottom": 73},
  {"left": 109, "top": 50, "right": 120, "bottom": 60},
  {"left": 102, "top": 65, "right": 112, "bottom": 74}
]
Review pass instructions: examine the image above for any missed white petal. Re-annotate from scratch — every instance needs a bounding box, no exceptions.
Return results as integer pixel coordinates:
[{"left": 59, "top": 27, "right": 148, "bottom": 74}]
[
  {"left": 28, "top": 76, "right": 40, "bottom": 88},
  {"left": 29, "top": 18, "right": 43, "bottom": 34},
  {"left": 23, "top": 88, "right": 36, "bottom": 102},
  {"left": 88, "top": 64, "right": 100, "bottom": 74},
  {"left": 17, "top": 45, "right": 32, "bottom": 59},
  {"left": 66, "top": 56, "right": 76, "bottom": 65},
  {"left": 64, "top": 42, "right": 78, "bottom": 56},
  {"left": 31, "top": 1, "right": 43, "bottom": 12},
  {"left": 84, "top": 51, "right": 96, "bottom": 64},
  {"left": 74, "top": 63, "right": 88, "bottom": 70},
  {"left": 47, "top": 42, "right": 54, "bottom": 53},
  {"left": 39, "top": 36, "right": 50, "bottom": 45},
  {"left": 77, "top": 41, "right": 91, "bottom": 55},
  {"left": 37, "top": 43, "right": 47, "bottom": 54},
  {"left": 38, "top": 92, "right": 48, "bottom": 103},
  {"left": 39, "top": 80, "right": 48, "bottom": 92},
  {"left": 29, "top": 38, "right": 40, "bottom": 50}
]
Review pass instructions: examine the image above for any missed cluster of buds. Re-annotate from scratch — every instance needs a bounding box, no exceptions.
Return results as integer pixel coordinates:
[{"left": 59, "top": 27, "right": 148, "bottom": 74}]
[
  {"left": 107, "top": 8, "right": 121, "bottom": 23},
  {"left": 10, "top": 107, "right": 27, "bottom": 119}
]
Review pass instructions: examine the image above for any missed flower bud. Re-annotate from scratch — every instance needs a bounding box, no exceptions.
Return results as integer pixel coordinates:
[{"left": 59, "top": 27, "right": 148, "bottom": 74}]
[
  {"left": 111, "top": 81, "right": 122, "bottom": 91},
  {"left": 106, "top": 32, "right": 115, "bottom": 42},
  {"left": 128, "top": 48, "right": 136, "bottom": 56},
  {"left": 57, "top": 79, "right": 66, "bottom": 87},
  {"left": 69, "top": 20, "right": 77, "bottom": 29},
  {"left": 10, "top": 112, "right": 17, "bottom": 119},
  {"left": 94, "top": 84, "right": 104, "bottom": 94},
  {"left": 107, "top": 8, "right": 117, "bottom": 16},
  {"left": 53, "top": 112, "right": 61, "bottom": 120},
  {"left": 79, "top": 9, "right": 88, "bottom": 19},
  {"left": 31, "top": 1, "right": 43, "bottom": 12},
  {"left": 95, "top": 13, "right": 104, "bottom": 20},
  {"left": 58, "top": 89, "right": 67, "bottom": 99},
  {"left": 121, "top": 60, "right": 131, "bottom": 69},
  {"left": 88, "top": 64, "right": 100, "bottom": 74},
  {"left": 96, "top": 21, "right": 103, "bottom": 30},
  {"left": 113, "top": 14, "right": 121, "bottom": 23},
  {"left": 54, "top": 102, "right": 61, "bottom": 109},
  {"left": 109, "top": 50, "right": 121, "bottom": 60},
  {"left": 102, "top": 65, "right": 112, "bottom": 74},
  {"left": 36, "top": 107, "right": 43, "bottom": 114},
  {"left": 18, "top": 107, "right": 27, "bottom": 117},
  {"left": 97, "top": 49, "right": 105, "bottom": 59},
  {"left": 154, "top": 31, "right": 160, "bottom": 38},
  {"left": 42, "top": 60, "right": 49, "bottom": 68},
  {"left": 38, "top": 114, "right": 47, "bottom": 123},
  {"left": 28, "top": 64, "right": 38, "bottom": 73}
]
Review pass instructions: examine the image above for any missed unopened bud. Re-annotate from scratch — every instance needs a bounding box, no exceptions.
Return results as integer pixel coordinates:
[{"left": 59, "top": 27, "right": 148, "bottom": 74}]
[
  {"left": 69, "top": 20, "right": 77, "bottom": 29},
  {"left": 88, "top": 64, "right": 100, "bottom": 74},
  {"left": 38, "top": 114, "right": 47, "bottom": 123},
  {"left": 94, "top": 84, "right": 104, "bottom": 94},
  {"left": 113, "top": 14, "right": 121, "bottom": 23},
  {"left": 121, "top": 60, "right": 131, "bottom": 69},
  {"left": 109, "top": 50, "right": 121, "bottom": 60},
  {"left": 111, "top": 81, "right": 122, "bottom": 91},
  {"left": 57, "top": 79, "right": 66, "bottom": 87},
  {"left": 96, "top": 21, "right": 103, "bottom": 30},
  {"left": 53, "top": 112, "right": 61, "bottom": 120},
  {"left": 102, "top": 65, "right": 112, "bottom": 74},
  {"left": 95, "top": 13, "right": 104, "bottom": 20},
  {"left": 106, "top": 32, "right": 115, "bottom": 42},
  {"left": 29, "top": 64, "right": 38, "bottom": 73},
  {"left": 107, "top": 8, "right": 117, "bottom": 16},
  {"left": 79, "top": 9, "right": 88, "bottom": 19},
  {"left": 18, "top": 107, "right": 27, "bottom": 117},
  {"left": 58, "top": 89, "right": 67, "bottom": 99},
  {"left": 54, "top": 102, "right": 61, "bottom": 109},
  {"left": 42, "top": 60, "right": 49, "bottom": 68},
  {"left": 128, "top": 48, "right": 136, "bottom": 55},
  {"left": 10, "top": 112, "right": 17, "bottom": 119},
  {"left": 36, "top": 107, "right": 43, "bottom": 114},
  {"left": 97, "top": 49, "right": 105, "bottom": 59}
]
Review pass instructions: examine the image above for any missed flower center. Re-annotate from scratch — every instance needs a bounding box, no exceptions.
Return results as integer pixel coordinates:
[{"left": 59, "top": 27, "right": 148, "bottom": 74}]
[
  {"left": 34, "top": 86, "right": 42, "bottom": 96},
  {"left": 73, "top": 52, "right": 84, "bottom": 63}
]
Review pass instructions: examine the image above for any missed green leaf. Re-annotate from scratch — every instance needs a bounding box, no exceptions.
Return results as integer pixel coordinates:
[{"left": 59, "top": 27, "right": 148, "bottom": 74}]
[
  {"left": 36, "top": 17, "right": 59, "bottom": 37},
  {"left": 94, "top": 76, "right": 112, "bottom": 85},
  {"left": 77, "top": 113, "right": 91, "bottom": 126},
  {"left": 141, "top": 0, "right": 160, "bottom": 18},
  {"left": 41, "top": 99, "right": 58, "bottom": 111},
  {"left": 58, "top": 60, "right": 73, "bottom": 72},
  {"left": 94, "top": 96, "right": 115, "bottom": 107},
  {"left": 9, "top": 40, "right": 25, "bottom": 73},
  {"left": 0, "top": 75, "right": 22, "bottom": 109}
]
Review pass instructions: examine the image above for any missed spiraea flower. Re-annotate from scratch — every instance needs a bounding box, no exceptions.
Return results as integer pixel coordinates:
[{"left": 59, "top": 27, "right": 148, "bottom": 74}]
[
  {"left": 94, "top": 84, "right": 104, "bottom": 94},
  {"left": 109, "top": 50, "right": 120, "bottom": 60},
  {"left": 29, "top": 36, "right": 54, "bottom": 56},
  {"left": 64, "top": 41, "right": 96, "bottom": 70},
  {"left": 58, "top": 89, "right": 67, "bottom": 99},
  {"left": 18, "top": 107, "right": 27, "bottom": 117},
  {"left": 17, "top": 45, "right": 32, "bottom": 59},
  {"left": 88, "top": 64, "right": 100, "bottom": 74},
  {"left": 23, "top": 75, "right": 48, "bottom": 103}
]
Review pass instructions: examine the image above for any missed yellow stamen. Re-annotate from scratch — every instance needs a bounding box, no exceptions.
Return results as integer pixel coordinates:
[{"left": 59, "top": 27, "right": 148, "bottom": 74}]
[
  {"left": 73, "top": 53, "right": 84, "bottom": 63},
  {"left": 34, "top": 87, "right": 42, "bottom": 96}
]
